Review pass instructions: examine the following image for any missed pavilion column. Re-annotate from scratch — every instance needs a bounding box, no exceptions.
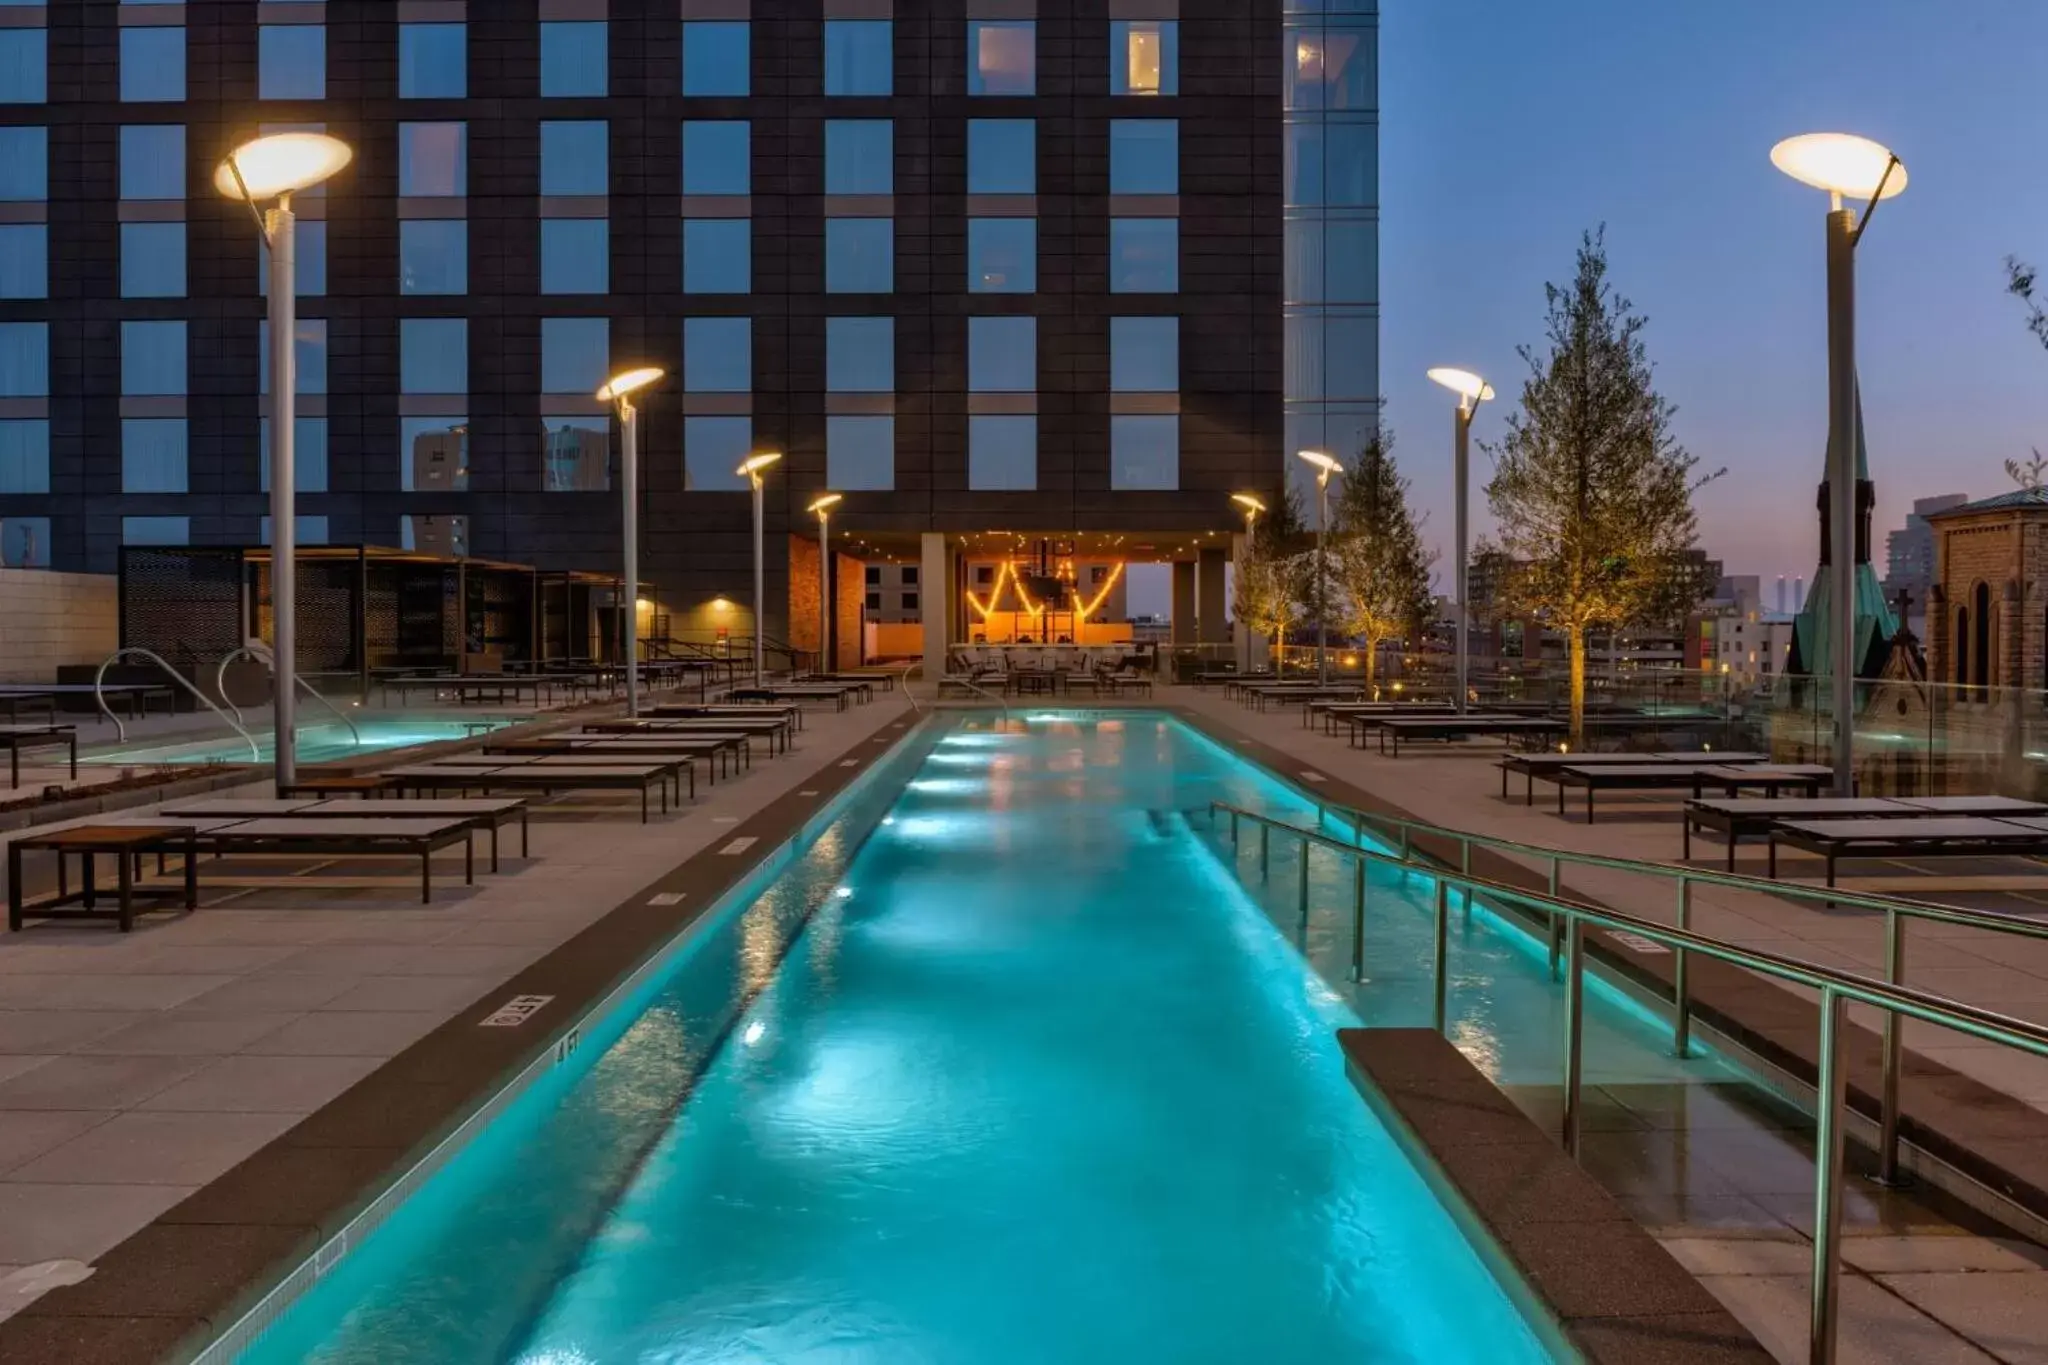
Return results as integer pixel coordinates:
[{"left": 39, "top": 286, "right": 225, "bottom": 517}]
[
  {"left": 1171, "top": 560, "right": 1196, "bottom": 645},
  {"left": 921, "top": 532, "right": 950, "bottom": 685},
  {"left": 1197, "top": 546, "right": 1228, "bottom": 647}
]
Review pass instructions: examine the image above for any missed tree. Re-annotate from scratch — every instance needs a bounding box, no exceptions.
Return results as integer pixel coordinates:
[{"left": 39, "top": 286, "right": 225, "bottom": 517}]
[
  {"left": 1484, "top": 229, "right": 1719, "bottom": 744},
  {"left": 1232, "top": 484, "right": 1309, "bottom": 672},
  {"left": 1333, "top": 426, "right": 1436, "bottom": 691},
  {"left": 2002, "top": 258, "right": 2048, "bottom": 488}
]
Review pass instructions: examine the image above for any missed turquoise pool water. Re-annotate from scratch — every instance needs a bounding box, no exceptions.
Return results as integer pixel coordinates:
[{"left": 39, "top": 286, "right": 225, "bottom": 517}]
[
  {"left": 236, "top": 713, "right": 1572, "bottom": 1364},
  {"left": 84, "top": 718, "right": 518, "bottom": 767}
]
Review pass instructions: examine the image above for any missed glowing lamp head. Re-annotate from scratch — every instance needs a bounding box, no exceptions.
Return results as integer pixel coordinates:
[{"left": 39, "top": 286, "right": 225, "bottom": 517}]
[
  {"left": 214, "top": 133, "right": 353, "bottom": 201},
  {"left": 1231, "top": 492, "right": 1267, "bottom": 517},
  {"left": 1427, "top": 367, "right": 1495, "bottom": 404},
  {"left": 736, "top": 451, "right": 783, "bottom": 479},
  {"left": 807, "top": 493, "right": 844, "bottom": 516},
  {"left": 1296, "top": 449, "right": 1342, "bottom": 477},
  {"left": 596, "top": 366, "right": 664, "bottom": 402},
  {"left": 1770, "top": 133, "right": 1907, "bottom": 201}
]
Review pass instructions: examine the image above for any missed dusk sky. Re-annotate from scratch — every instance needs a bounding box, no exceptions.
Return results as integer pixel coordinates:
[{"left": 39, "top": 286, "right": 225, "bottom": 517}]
[{"left": 1386, "top": 0, "right": 2048, "bottom": 597}]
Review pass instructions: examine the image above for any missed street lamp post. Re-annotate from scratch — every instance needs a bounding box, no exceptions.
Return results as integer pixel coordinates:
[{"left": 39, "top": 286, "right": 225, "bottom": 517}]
[
  {"left": 1428, "top": 367, "right": 1494, "bottom": 715},
  {"left": 1230, "top": 492, "right": 1265, "bottom": 674},
  {"left": 808, "top": 494, "right": 843, "bottom": 675},
  {"left": 1772, "top": 133, "right": 1906, "bottom": 801},
  {"left": 736, "top": 452, "right": 783, "bottom": 686},
  {"left": 215, "top": 133, "right": 353, "bottom": 797},
  {"left": 1296, "top": 450, "right": 1342, "bottom": 684},
  {"left": 597, "top": 366, "right": 664, "bottom": 718}
]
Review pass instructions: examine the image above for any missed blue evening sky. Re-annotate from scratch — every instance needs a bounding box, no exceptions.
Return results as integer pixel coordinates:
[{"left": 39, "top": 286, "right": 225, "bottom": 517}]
[{"left": 1384, "top": 0, "right": 2048, "bottom": 595}]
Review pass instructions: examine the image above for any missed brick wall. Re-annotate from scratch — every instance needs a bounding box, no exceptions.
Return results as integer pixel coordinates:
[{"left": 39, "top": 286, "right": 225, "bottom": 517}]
[{"left": 0, "top": 568, "right": 120, "bottom": 681}]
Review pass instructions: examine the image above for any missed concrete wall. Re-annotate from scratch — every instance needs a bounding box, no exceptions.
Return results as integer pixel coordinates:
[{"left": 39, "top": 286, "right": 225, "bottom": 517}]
[{"left": 0, "top": 569, "right": 119, "bottom": 682}]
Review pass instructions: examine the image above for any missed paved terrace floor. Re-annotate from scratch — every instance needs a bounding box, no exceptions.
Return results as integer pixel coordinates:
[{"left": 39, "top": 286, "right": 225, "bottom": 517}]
[
  {"left": 1175, "top": 684, "right": 2048, "bottom": 1364},
  {"left": 0, "top": 690, "right": 914, "bottom": 1323}
]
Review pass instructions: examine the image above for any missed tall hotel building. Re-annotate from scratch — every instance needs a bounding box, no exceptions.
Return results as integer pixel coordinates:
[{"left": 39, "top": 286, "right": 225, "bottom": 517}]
[{"left": 0, "top": 1, "right": 1376, "bottom": 665}]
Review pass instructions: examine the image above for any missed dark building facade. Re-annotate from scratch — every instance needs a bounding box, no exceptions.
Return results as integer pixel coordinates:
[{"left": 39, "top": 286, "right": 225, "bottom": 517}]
[{"left": 0, "top": 0, "right": 1377, "bottom": 655}]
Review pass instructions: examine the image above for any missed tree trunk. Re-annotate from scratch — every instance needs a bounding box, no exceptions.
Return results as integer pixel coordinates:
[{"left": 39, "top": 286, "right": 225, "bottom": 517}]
[
  {"left": 1568, "top": 625, "right": 1586, "bottom": 749},
  {"left": 1363, "top": 635, "right": 1378, "bottom": 693}
]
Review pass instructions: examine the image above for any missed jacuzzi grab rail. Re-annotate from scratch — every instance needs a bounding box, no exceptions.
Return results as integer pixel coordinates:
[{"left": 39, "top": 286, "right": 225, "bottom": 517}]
[
  {"left": 94, "top": 647, "right": 262, "bottom": 759},
  {"left": 214, "top": 644, "right": 364, "bottom": 749},
  {"left": 1205, "top": 799, "right": 2048, "bottom": 1365}
]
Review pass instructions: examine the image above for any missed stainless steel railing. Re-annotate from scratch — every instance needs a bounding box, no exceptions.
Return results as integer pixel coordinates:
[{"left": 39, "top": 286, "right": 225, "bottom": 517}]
[
  {"left": 214, "top": 644, "right": 364, "bottom": 749},
  {"left": 94, "top": 647, "right": 261, "bottom": 759},
  {"left": 1304, "top": 796, "right": 2048, "bottom": 1187},
  {"left": 1206, "top": 799, "right": 2048, "bottom": 1365}
]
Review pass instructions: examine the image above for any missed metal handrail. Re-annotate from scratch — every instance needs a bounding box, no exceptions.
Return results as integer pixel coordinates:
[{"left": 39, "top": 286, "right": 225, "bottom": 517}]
[
  {"left": 898, "top": 660, "right": 923, "bottom": 714},
  {"left": 94, "top": 648, "right": 262, "bottom": 759},
  {"left": 1206, "top": 800, "right": 2048, "bottom": 1365},
  {"left": 1309, "top": 792, "right": 2048, "bottom": 1187},
  {"left": 214, "top": 644, "right": 363, "bottom": 749}
]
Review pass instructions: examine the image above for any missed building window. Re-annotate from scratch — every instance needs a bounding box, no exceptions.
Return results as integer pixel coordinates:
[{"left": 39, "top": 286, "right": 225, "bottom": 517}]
[
  {"left": 0, "top": 420, "right": 49, "bottom": 494},
  {"left": 967, "top": 219, "right": 1035, "bottom": 293},
  {"left": 401, "top": 318, "right": 468, "bottom": 394},
  {"left": 121, "top": 516, "right": 189, "bottom": 547},
  {"left": 402, "top": 514, "right": 468, "bottom": 556},
  {"left": 401, "top": 220, "right": 468, "bottom": 294},
  {"left": 541, "top": 22, "right": 608, "bottom": 97},
  {"left": 541, "top": 316, "right": 608, "bottom": 393},
  {"left": 401, "top": 420, "right": 469, "bottom": 492},
  {"left": 901, "top": 566, "right": 919, "bottom": 585},
  {"left": 682, "top": 121, "right": 750, "bottom": 196},
  {"left": 825, "top": 120, "right": 892, "bottom": 195},
  {"left": 825, "top": 218, "right": 893, "bottom": 294},
  {"left": 1109, "top": 219, "right": 1177, "bottom": 293},
  {"left": 121, "top": 320, "right": 186, "bottom": 395},
  {"left": 969, "top": 415, "right": 1035, "bottom": 490},
  {"left": 969, "top": 316, "right": 1035, "bottom": 392},
  {"left": 541, "top": 219, "right": 609, "bottom": 294},
  {"left": 1284, "top": 219, "right": 1377, "bottom": 304},
  {"left": 1111, "top": 414, "right": 1178, "bottom": 490},
  {"left": 120, "top": 27, "right": 185, "bottom": 102},
  {"left": 259, "top": 25, "right": 325, "bottom": 99},
  {"left": 399, "top": 122, "right": 467, "bottom": 197},
  {"left": 866, "top": 565, "right": 881, "bottom": 585},
  {"left": 0, "top": 225, "right": 45, "bottom": 298},
  {"left": 261, "top": 515, "right": 329, "bottom": 546},
  {"left": 541, "top": 417, "right": 610, "bottom": 491},
  {"left": 0, "top": 322, "right": 48, "bottom": 396},
  {"left": 901, "top": 592, "right": 920, "bottom": 611},
  {"left": 0, "top": 515, "right": 48, "bottom": 568},
  {"left": 1285, "top": 123, "right": 1376, "bottom": 207},
  {"left": 826, "top": 317, "right": 893, "bottom": 392},
  {"left": 1285, "top": 313, "right": 1377, "bottom": 400},
  {"left": 865, "top": 591, "right": 881, "bottom": 611},
  {"left": 827, "top": 416, "right": 894, "bottom": 491},
  {"left": 1111, "top": 20, "right": 1177, "bottom": 96},
  {"left": 682, "top": 219, "right": 750, "bottom": 293},
  {"left": 120, "top": 222, "right": 186, "bottom": 298},
  {"left": 0, "top": 30, "right": 45, "bottom": 105},
  {"left": 119, "top": 125, "right": 184, "bottom": 200},
  {"left": 121, "top": 418, "right": 187, "bottom": 492},
  {"left": 541, "top": 121, "right": 607, "bottom": 196},
  {"left": 975, "top": 566, "right": 994, "bottom": 584},
  {"left": 684, "top": 415, "right": 752, "bottom": 491},
  {"left": 967, "top": 119, "right": 1033, "bottom": 194},
  {"left": 682, "top": 22, "right": 748, "bottom": 96},
  {"left": 0, "top": 126, "right": 44, "bottom": 200},
  {"left": 824, "top": 20, "right": 891, "bottom": 96},
  {"left": 1111, "top": 316, "right": 1178, "bottom": 391},
  {"left": 1109, "top": 120, "right": 1178, "bottom": 195},
  {"left": 260, "top": 319, "right": 328, "bottom": 395},
  {"left": 1286, "top": 23, "right": 1375, "bottom": 111},
  {"left": 968, "top": 20, "right": 1035, "bottom": 96},
  {"left": 259, "top": 220, "right": 327, "bottom": 296},
  {"left": 399, "top": 23, "right": 466, "bottom": 99},
  {"left": 683, "top": 316, "right": 751, "bottom": 392},
  {"left": 259, "top": 418, "right": 330, "bottom": 494}
]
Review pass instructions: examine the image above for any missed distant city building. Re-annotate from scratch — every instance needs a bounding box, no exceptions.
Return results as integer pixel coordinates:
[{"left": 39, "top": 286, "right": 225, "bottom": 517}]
[
  {"left": 1925, "top": 488, "right": 2048, "bottom": 692},
  {"left": 1883, "top": 493, "right": 1968, "bottom": 634},
  {"left": 1687, "top": 575, "right": 1795, "bottom": 683}
]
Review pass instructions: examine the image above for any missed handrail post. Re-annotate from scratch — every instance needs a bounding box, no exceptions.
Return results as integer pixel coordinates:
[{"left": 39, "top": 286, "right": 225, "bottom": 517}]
[
  {"left": 1547, "top": 856, "right": 1563, "bottom": 981},
  {"left": 1879, "top": 909, "right": 1907, "bottom": 1186},
  {"left": 1458, "top": 837, "right": 1473, "bottom": 925},
  {"left": 1811, "top": 986, "right": 1848, "bottom": 1365},
  {"left": 1230, "top": 810, "right": 1239, "bottom": 849},
  {"left": 1674, "top": 875, "right": 1693, "bottom": 1058},
  {"left": 1297, "top": 835, "right": 1311, "bottom": 926},
  {"left": 1398, "top": 824, "right": 1410, "bottom": 862},
  {"left": 1432, "top": 877, "right": 1451, "bottom": 1033},
  {"left": 1561, "top": 915, "right": 1585, "bottom": 1159},
  {"left": 1350, "top": 853, "right": 1367, "bottom": 982},
  {"left": 1260, "top": 822, "right": 1270, "bottom": 879}
]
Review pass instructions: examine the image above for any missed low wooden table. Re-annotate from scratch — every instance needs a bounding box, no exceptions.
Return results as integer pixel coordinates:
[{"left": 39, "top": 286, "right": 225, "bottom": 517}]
[
  {"left": 0, "top": 724, "right": 76, "bottom": 787},
  {"left": 8, "top": 823, "right": 198, "bottom": 932},
  {"left": 280, "top": 773, "right": 400, "bottom": 799}
]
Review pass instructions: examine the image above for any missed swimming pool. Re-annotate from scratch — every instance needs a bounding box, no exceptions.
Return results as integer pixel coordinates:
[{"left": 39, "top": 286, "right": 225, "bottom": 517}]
[{"left": 83, "top": 717, "right": 520, "bottom": 767}]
